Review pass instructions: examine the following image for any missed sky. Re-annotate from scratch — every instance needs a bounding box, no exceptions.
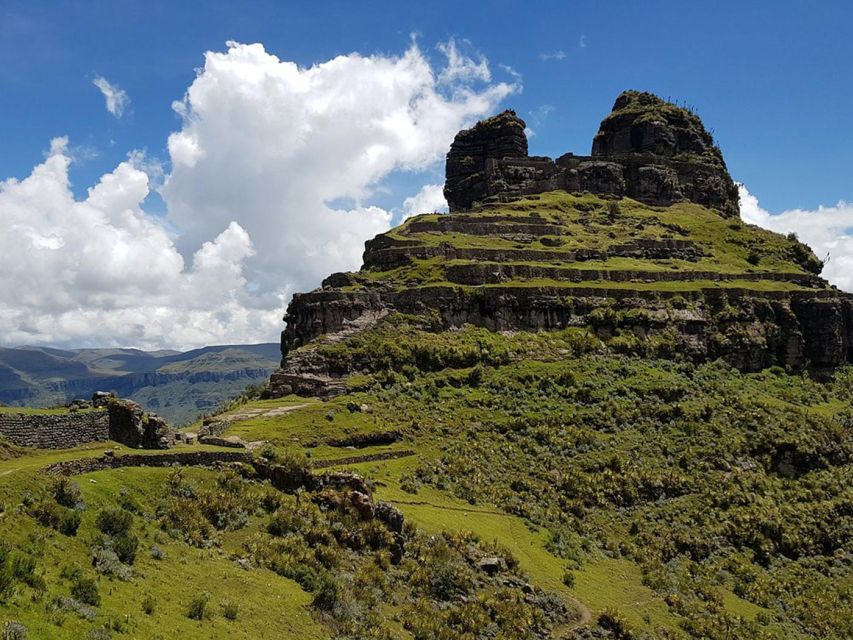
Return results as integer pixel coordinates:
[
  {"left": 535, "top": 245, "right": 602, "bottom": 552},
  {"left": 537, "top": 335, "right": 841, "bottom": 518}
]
[{"left": 1, "top": 0, "right": 851, "bottom": 349}]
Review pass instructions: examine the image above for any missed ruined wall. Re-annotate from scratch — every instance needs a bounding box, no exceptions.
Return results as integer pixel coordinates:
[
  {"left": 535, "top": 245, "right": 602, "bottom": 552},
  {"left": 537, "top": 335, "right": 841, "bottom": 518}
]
[
  {"left": 0, "top": 411, "right": 109, "bottom": 449},
  {"left": 0, "top": 398, "right": 173, "bottom": 450}
]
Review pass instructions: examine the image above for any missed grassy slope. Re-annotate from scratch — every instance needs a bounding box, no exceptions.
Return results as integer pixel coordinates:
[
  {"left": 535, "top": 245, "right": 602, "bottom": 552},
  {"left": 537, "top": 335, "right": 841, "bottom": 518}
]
[
  {"left": 0, "top": 459, "right": 325, "bottom": 639},
  {"left": 354, "top": 192, "right": 825, "bottom": 293}
]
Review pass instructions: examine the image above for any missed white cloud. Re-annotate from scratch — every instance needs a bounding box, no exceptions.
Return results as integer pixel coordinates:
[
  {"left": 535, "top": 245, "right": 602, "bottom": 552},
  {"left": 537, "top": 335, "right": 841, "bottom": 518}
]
[
  {"left": 579, "top": 35, "right": 587, "bottom": 49},
  {"left": 739, "top": 185, "right": 853, "bottom": 292},
  {"left": 162, "top": 40, "right": 516, "bottom": 310},
  {"left": 0, "top": 40, "right": 517, "bottom": 349},
  {"left": 0, "top": 139, "right": 269, "bottom": 348},
  {"left": 402, "top": 184, "right": 448, "bottom": 220},
  {"left": 92, "top": 75, "right": 129, "bottom": 118},
  {"left": 539, "top": 50, "right": 566, "bottom": 61}
]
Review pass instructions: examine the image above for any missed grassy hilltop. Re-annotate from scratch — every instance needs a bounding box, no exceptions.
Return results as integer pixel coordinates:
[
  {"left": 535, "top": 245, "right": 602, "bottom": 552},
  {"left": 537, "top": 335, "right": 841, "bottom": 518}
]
[{"left": 0, "top": 189, "right": 850, "bottom": 640}]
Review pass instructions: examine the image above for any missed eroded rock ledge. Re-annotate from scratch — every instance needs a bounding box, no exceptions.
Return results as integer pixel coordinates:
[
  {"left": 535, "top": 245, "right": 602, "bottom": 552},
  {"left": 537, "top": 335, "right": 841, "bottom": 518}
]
[{"left": 445, "top": 91, "right": 740, "bottom": 217}]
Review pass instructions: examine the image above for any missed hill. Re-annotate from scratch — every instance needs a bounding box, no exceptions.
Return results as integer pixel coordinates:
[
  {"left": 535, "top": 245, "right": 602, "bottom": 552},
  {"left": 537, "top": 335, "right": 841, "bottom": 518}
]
[
  {"left": 0, "top": 344, "right": 280, "bottom": 424},
  {"left": 0, "top": 91, "right": 850, "bottom": 640}
]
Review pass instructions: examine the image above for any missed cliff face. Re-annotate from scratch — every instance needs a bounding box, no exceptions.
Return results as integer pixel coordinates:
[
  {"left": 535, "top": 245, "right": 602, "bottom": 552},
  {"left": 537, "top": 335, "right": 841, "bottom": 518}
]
[
  {"left": 444, "top": 91, "right": 740, "bottom": 217},
  {"left": 268, "top": 91, "right": 852, "bottom": 399}
]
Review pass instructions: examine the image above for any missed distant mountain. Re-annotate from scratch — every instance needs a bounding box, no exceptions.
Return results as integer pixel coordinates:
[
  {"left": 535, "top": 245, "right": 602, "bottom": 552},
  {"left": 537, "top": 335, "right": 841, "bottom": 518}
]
[{"left": 0, "top": 343, "right": 280, "bottom": 425}]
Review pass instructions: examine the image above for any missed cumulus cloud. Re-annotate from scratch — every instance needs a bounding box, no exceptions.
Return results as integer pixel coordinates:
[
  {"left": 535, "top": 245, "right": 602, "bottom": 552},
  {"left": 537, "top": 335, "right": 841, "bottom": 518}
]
[
  {"left": 162, "top": 39, "right": 516, "bottom": 308},
  {"left": 92, "top": 75, "right": 129, "bottom": 118},
  {"left": 402, "top": 184, "right": 448, "bottom": 220},
  {"left": 0, "top": 139, "right": 269, "bottom": 348},
  {"left": 1, "top": 40, "right": 516, "bottom": 348},
  {"left": 739, "top": 185, "right": 853, "bottom": 292}
]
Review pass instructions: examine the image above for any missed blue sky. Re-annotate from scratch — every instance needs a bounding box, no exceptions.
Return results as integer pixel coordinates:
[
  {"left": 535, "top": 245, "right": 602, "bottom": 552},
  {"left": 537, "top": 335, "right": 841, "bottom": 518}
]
[
  {"left": 2, "top": 0, "right": 851, "bottom": 212},
  {"left": 1, "top": 1, "right": 851, "bottom": 349}
]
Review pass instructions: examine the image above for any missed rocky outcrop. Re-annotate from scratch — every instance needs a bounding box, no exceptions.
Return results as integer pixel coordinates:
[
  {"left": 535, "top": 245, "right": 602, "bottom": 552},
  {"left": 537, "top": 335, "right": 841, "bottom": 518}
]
[
  {"left": 265, "top": 90, "right": 853, "bottom": 399},
  {"left": 444, "top": 91, "right": 739, "bottom": 217},
  {"left": 275, "top": 284, "right": 853, "bottom": 375},
  {"left": 107, "top": 399, "right": 173, "bottom": 449}
]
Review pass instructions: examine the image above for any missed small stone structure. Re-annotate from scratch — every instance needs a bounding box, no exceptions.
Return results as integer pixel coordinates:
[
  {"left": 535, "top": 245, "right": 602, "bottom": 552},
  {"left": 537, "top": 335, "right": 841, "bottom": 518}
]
[{"left": 0, "top": 394, "right": 173, "bottom": 450}]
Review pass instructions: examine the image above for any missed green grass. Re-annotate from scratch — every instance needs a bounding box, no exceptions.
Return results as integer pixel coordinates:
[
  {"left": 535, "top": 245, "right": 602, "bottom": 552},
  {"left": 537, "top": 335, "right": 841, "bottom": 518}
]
[
  {"left": 355, "top": 192, "right": 825, "bottom": 294},
  {"left": 0, "top": 465, "right": 326, "bottom": 639}
]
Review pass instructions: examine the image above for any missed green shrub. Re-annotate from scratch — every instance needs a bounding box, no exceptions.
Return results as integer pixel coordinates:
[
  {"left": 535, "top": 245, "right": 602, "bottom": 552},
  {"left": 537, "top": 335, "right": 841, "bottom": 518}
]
[
  {"left": 53, "top": 478, "right": 83, "bottom": 509},
  {"left": 221, "top": 599, "right": 239, "bottom": 620},
  {"left": 70, "top": 575, "right": 100, "bottom": 607},
  {"left": 58, "top": 510, "right": 81, "bottom": 537},
  {"left": 186, "top": 592, "right": 210, "bottom": 620},
  {"left": 141, "top": 594, "right": 156, "bottom": 615},
  {"left": 95, "top": 508, "right": 133, "bottom": 536},
  {"left": 111, "top": 532, "right": 138, "bottom": 565}
]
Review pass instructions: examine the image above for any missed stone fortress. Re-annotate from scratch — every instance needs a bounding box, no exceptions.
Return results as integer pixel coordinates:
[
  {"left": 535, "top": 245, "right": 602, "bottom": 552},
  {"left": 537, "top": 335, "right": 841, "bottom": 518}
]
[{"left": 267, "top": 91, "right": 853, "bottom": 399}]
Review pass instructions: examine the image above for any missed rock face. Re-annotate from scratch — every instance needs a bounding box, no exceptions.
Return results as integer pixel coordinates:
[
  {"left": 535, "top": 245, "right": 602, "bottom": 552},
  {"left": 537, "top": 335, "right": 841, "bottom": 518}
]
[{"left": 444, "top": 91, "right": 740, "bottom": 217}]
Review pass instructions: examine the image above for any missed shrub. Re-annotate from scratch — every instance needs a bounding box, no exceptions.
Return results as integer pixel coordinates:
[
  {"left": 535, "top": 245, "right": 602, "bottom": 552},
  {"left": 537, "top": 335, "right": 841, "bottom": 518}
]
[
  {"left": 70, "top": 575, "right": 100, "bottom": 607},
  {"left": 111, "top": 532, "right": 138, "bottom": 565},
  {"left": 221, "top": 599, "right": 239, "bottom": 620},
  {"left": 311, "top": 576, "right": 339, "bottom": 611},
  {"left": 95, "top": 508, "right": 132, "bottom": 536},
  {"left": 58, "top": 510, "right": 81, "bottom": 537},
  {"left": 91, "top": 548, "right": 132, "bottom": 581},
  {"left": 1, "top": 621, "right": 27, "bottom": 640},
  {"left": 747, "top": 251, "right": 761, "bottom": 266},
  {"left": 141, "top": 594, "right": 156, "bottom": 615},
  {"left": 562, "top": 571, "right": 575, "bottom": 588},
  {"left": 53, "top": 478, "right": 83, "bottom": 509},
  {"left": 598, "top": 608, "right": 634, "bottom": 639},
  {"left": 31, "top": 500, "right": 62, "bottom": 529},
  {"left": 186, "top": 592, "right": 210, "bottom": 620}
]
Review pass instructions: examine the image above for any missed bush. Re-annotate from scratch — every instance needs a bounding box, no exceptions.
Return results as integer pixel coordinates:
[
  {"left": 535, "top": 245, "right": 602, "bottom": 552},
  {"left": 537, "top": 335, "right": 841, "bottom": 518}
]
[
  {"left": 111, "top": 532, "right": 138, "bottom": 565},
  {"left": 1, "top": 621, "right": 27, "bottom": 640},
  {"left": 221, "top": 599, "right": 239, "bottom": 620},
  {"left": 186, "top": 592, "right": 210, "bottom": 620},
  {"left": 70, "top": 575, "right": 100, "bottom": 607},
  {"left": 31, "top": 500, "right": 62, "bottom": 529},
  {"left": 95, "top": 508, "right": 133, "bottom": 536},
  {"left": 53, "top": 478, "right": 83, "bottom": 509},
  {"left": 141, "top": 594, "right": 156, "bottom": 615},
  {"left": 311, "top": 576, "right": 339, "bottom": 611},
  {"left": 562, "top": 571, "right": 575, "bottom": 588},
  {"left": 58, "top": 510, "right": 81, "bottom": 537}
]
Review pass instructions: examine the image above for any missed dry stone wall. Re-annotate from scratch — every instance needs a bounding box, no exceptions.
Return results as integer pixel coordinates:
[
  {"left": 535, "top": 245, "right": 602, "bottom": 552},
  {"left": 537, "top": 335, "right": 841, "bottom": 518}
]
[
  {"left": 0, "top": 397, "right": 174, "bottom": 450},
  {"left": 0, "top": 411, "right": 109, "bottom": 448}
]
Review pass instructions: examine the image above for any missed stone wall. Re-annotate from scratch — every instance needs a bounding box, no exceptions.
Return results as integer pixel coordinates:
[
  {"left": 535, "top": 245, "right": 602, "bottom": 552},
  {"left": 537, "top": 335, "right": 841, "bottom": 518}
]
[
  {"left": 44, "top": 450, "right": 252, "bottom": 476},
  {"left": 0, "top": 411, "right": 109, "bottom": 449},
  {"left": 0, "top": 397, "right": 174, "bottom": 450}
]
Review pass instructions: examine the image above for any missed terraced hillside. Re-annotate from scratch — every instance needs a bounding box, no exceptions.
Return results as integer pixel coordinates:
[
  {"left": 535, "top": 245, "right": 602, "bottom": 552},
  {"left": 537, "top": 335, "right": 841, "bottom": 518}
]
[{"left": 270, "top": 190, "right": 851, "bottom": 399}]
